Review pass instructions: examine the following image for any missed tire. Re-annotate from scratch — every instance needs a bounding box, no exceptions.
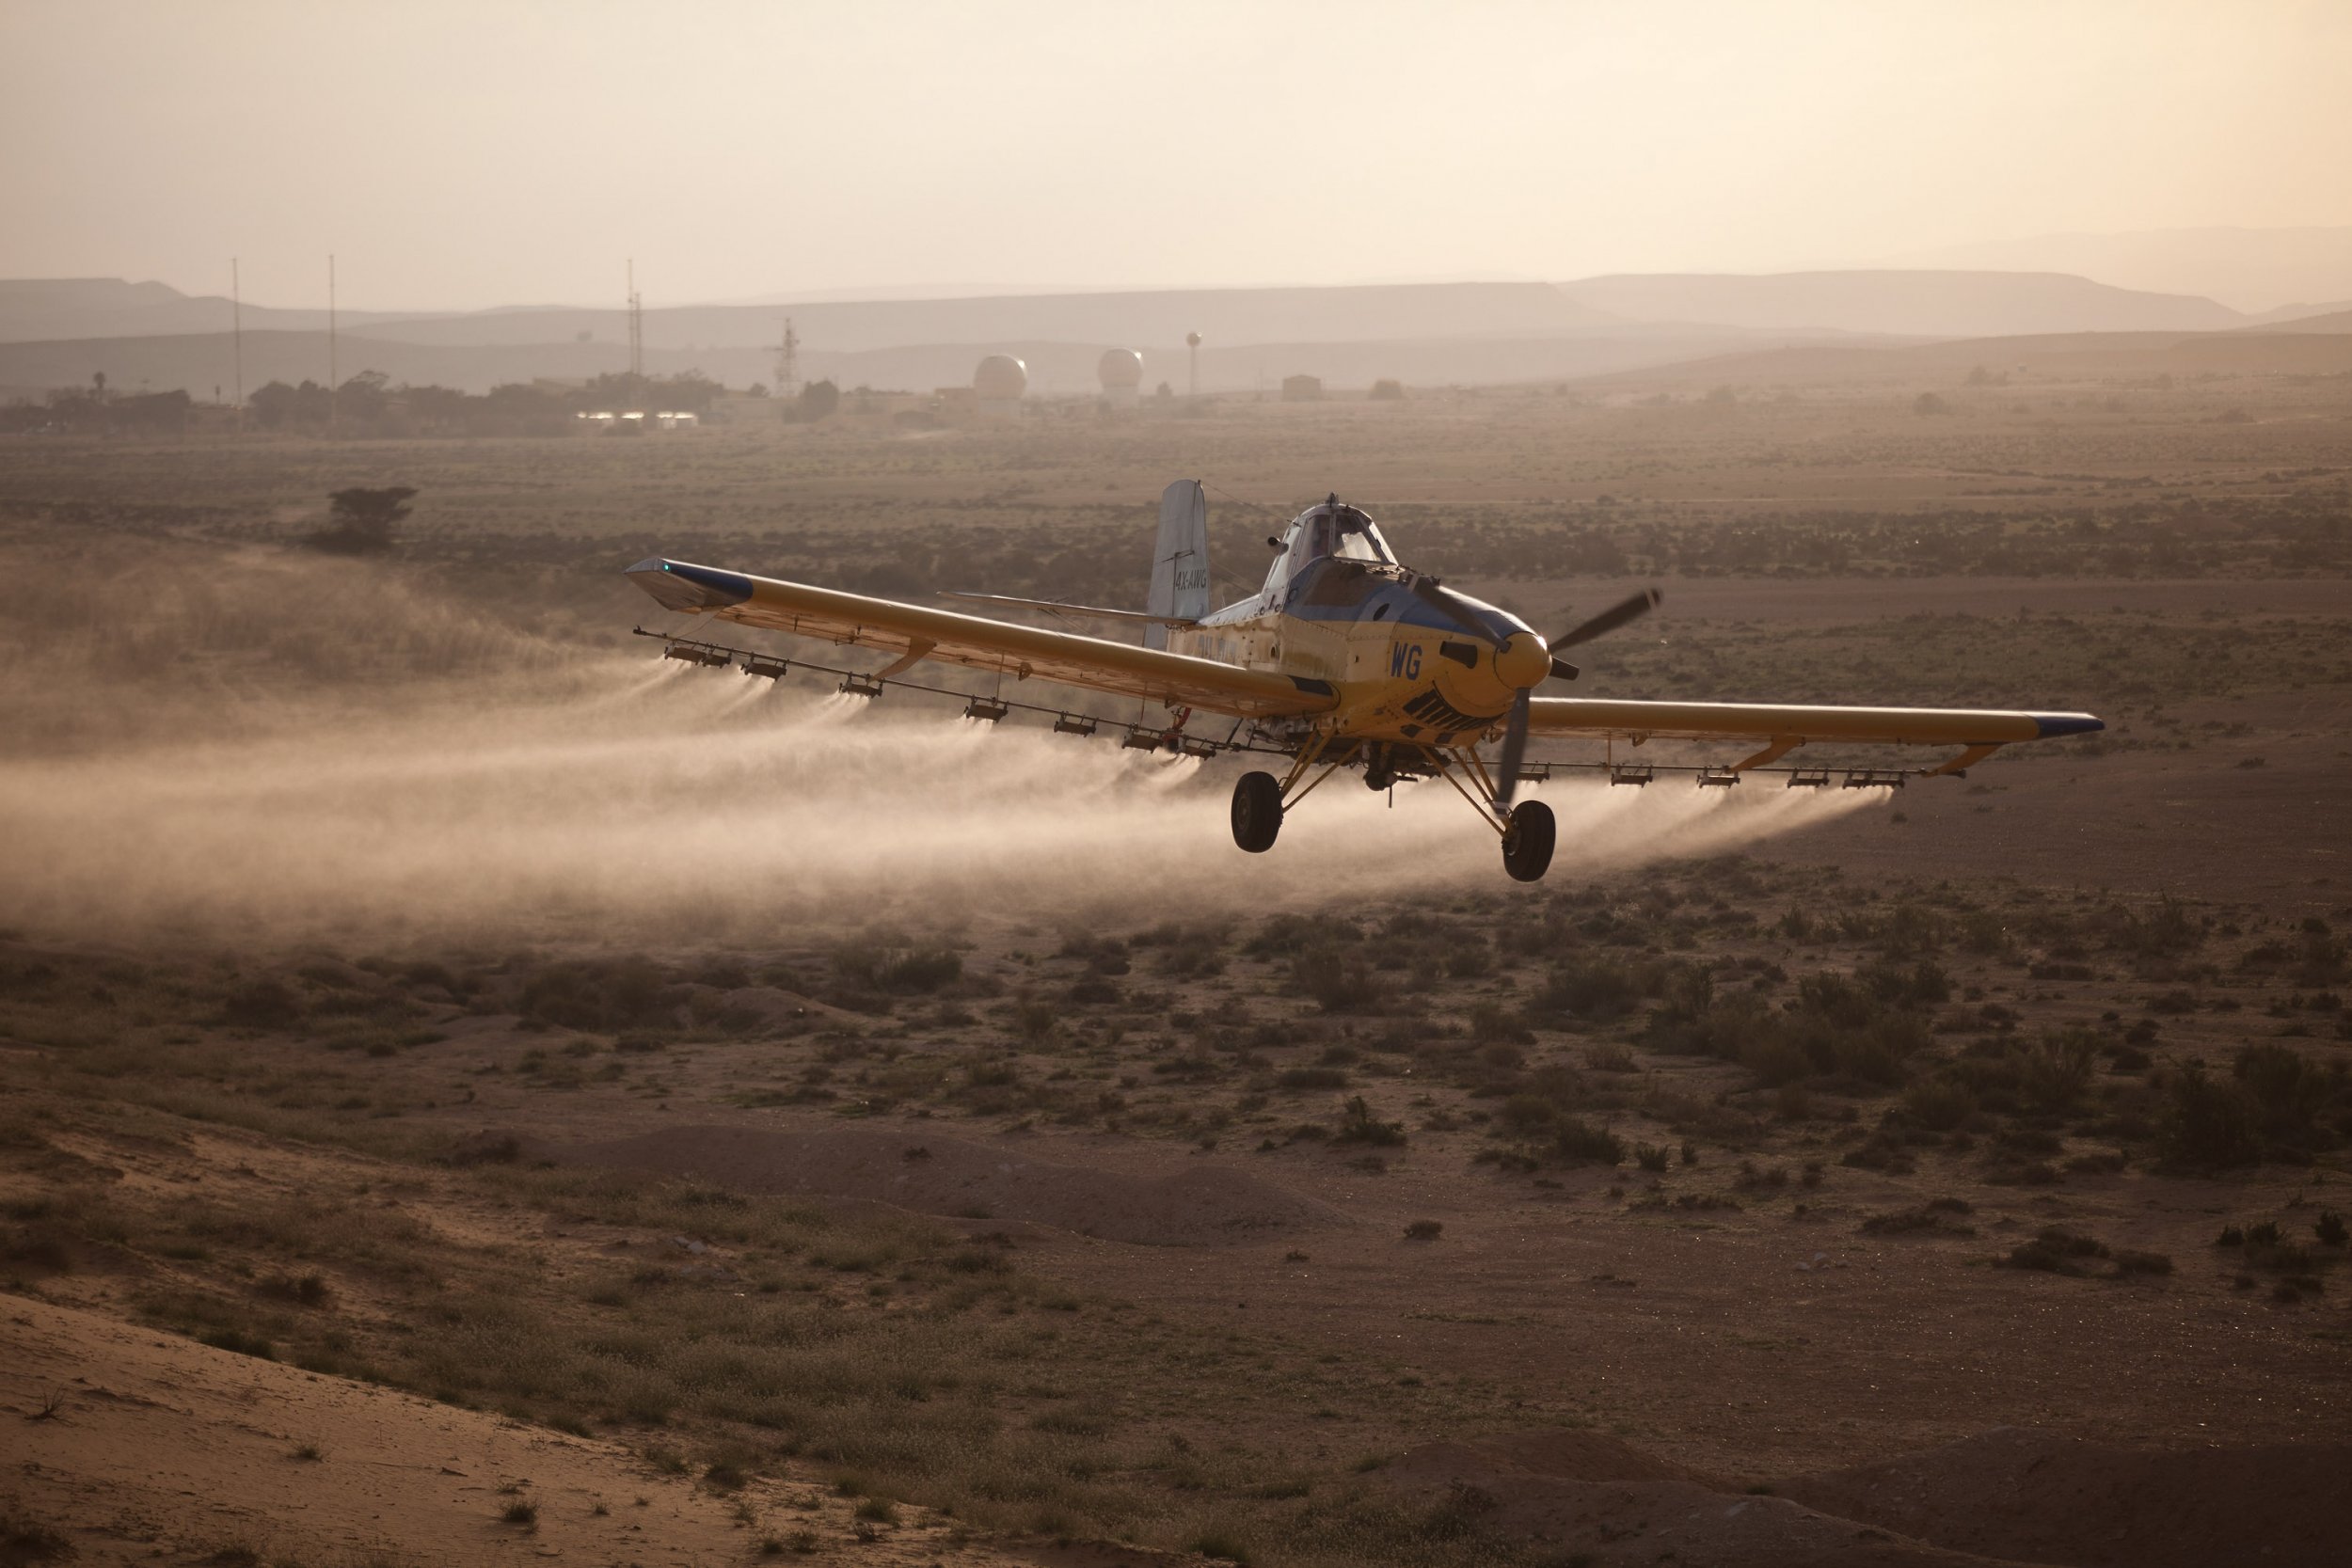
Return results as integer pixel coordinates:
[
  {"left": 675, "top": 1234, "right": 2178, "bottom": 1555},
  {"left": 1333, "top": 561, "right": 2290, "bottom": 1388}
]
[
  {"left": 1231, "top": 770, "right": 1284, "bottom": 853},
  {"left": 1502, "top": 799, "right": 1555, "bottom": 882}
]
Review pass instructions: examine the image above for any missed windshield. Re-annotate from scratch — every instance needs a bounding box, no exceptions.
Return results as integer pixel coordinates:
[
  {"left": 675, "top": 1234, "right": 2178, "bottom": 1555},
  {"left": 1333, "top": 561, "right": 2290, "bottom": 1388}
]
[
  {"left": 1293, "top": 506, "right": 1395, "bottom": 570},
  {"left": 1263, "top": 502, "right": 1398, "bottom": 603},
  {"left": 1332, "top": 514, "right": 1393, "bottom": 562}
]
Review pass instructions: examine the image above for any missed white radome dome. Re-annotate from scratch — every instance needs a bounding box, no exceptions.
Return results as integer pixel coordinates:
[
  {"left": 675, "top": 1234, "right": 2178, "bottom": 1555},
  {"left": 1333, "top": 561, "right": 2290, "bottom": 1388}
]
[
  {"left": 973, "top": 355, "right": 1027, "bottom": 400},
  {"left": 1097, "top": 348, "right": 1143, "bottom": 389}
]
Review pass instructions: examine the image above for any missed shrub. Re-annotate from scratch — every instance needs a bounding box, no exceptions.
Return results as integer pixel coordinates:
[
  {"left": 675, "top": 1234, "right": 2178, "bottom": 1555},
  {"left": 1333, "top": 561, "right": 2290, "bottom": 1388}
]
[
  {"left": 1550, "top": 1118, "right": 1625, "bottom": 1166},
  {"left": 1901, "top": 1075, "right": 1978, "bottom": 1132},
  {"left": 2020, "top": 1029, "right": 2100, "bottom": 1113},
  {"left": 1634, "top": 1144, "right": 1671, "bottom": 1173},
  {"left": 1334, "top": 1097, "right": 1406, "bottom": 1148},
  {"left": 2001, "top": 1227, "right": 2108, "bottom": 1275},
  {"left": 1861, "top": 958, "right": 1950, "bottom": 1007},
  {"left": 0, "top": 1507, "right": 74, "bottom": 1563},
  {"left": 518, "top": 957, "right": 680, "bottom": 1032},
  {"left": 1294, "top": 947, "right": 1390, "bottom": 1013},
  {"left": 254, "top": 1273, "right": 331, "bottom": 1307},
  {"left": 1469, "top": 1001, "right": 1534, "bottom": 1045},
  {"left": 1277, "top": 1067, "right": 1348, "bottom": 1091},
  {"left": 1838, "top": 1135, "right": 1915, "bottom": 1175},
  {"left": 220, "top": 978, "right": 303, "bottom": 1030},
  {"left": 2158, "top": 1066, "right": 2263, "bottom": 1170},
  {"left": 1498, "top": 1093, "right": 1559, "bottom": 1133},
  {"left": 2317, "top": 1212, "right": 2347, "bottom": 1247},
  {"left": 501, "top": 1500, "right": 538, "bottom": 1527},
  {"left": 1861, "top": 1202, "right": 1976, "bottom": 1238},
  {"left": 1403, "top": 1220, "right": 1443, "bottom": 1241},
  {"left": 311, "top": 485, "right": 415, "bottom": 553},
  {"left": 1535, "top": 958, "right": 1645, "bottom": 1021},
  {"left": 874, "top": 949, "right": 961, "bottom": 994},
  {"left": 2233, "top": 1043, "right": 2330, "bottom": 1142}
]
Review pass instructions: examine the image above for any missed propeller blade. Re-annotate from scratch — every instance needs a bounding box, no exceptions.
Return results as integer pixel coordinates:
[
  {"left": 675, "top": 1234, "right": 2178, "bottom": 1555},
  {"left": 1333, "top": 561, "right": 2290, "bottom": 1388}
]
[
  {"left": 1409, "top": 575, "right": 1491, "bottom": 638},
  {"left": 1554, "top": 587, "right": 1662, "bottom": 651},
  {"left": 1494, "top": 688, "right": 1532, "bottom": 812}
]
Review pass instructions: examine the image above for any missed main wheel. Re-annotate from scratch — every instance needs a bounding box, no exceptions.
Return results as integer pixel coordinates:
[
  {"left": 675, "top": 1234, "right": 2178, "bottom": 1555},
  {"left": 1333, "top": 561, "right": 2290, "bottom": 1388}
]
[
  {"left": 1502, "top": 800, "right": 1555, "bottom": 882},
  {"left": 1231, "top": 770, "right": 1284, "bottom": 853}
]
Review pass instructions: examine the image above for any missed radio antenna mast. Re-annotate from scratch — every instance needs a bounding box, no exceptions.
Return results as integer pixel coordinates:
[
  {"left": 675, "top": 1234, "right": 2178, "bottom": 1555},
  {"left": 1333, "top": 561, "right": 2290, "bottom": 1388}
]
[
  {"left": 627, "top": 260, "right": 644, "bottom": 383},
  {"left": 774, "top": 315, "right": 800, "bottom": 398},
  {"left": 230, "top": 257, "right": 244, "bottom": 428}
]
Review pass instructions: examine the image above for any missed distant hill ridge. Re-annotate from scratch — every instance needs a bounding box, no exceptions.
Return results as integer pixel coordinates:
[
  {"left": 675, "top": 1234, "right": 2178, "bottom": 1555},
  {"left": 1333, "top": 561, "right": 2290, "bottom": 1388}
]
[
  {"left": 0, "top": 269, "right": 2266, "bottom": 356},
  {"left": 0, "top": 278, "right": 1609, "bottom": 354},
  {"left": 8, "top": 269, "right": 2334, "bottom": 402},
  {"left": 0, "top": 277, "right": 426, "bottom": 344},
  {"left": 1554, "top": 270, "right": 2243, "bottom": 338}
]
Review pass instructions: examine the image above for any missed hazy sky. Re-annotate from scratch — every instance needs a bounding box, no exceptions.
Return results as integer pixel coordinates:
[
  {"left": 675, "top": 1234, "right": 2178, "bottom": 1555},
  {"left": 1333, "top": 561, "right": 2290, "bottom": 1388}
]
[{"left": 5, "top": 0, "right": 2349, "bottom": 310}]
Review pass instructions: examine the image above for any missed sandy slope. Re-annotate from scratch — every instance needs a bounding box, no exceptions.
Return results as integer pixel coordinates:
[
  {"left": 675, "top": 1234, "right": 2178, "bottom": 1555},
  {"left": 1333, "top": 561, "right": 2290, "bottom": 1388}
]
[{"left": 0, "top": 1295, "right": 1039, "bottom": 1567}]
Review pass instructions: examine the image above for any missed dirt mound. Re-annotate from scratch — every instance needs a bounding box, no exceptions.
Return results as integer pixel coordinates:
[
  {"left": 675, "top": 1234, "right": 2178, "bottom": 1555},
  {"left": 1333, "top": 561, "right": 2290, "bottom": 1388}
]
[
  {"left": 1386, "top": 1431, "right": 1996, "bottom": 1567},
  {"left": 1773, "top": 1426, "right": 2350, "bottom": 1568},
  {"left": 0, "top": 1294, "right": 1029, "bottom": 1568},
  {"left": 549, "top": 1125, "right": 1350, "bottom": 1245}
]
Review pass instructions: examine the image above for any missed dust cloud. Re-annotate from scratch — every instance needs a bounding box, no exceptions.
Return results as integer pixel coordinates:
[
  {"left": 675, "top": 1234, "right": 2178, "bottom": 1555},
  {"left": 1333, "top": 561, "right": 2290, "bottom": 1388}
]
[{"left": 0, "top": 653, "right": 1880, "bottom": 947}]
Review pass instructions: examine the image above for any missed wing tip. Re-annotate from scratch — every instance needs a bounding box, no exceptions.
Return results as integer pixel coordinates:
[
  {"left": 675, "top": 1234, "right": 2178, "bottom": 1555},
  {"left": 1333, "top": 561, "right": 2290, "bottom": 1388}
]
[
  {"left": 2032, "top": 713, "right": 2106, "bottom": 738},
  {"left": 626, "top": 557, "right": 754, "bottom": 612}
]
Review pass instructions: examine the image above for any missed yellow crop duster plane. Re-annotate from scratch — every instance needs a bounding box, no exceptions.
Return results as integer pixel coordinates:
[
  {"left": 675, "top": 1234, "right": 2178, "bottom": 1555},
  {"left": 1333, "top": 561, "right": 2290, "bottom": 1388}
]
[{"left": 629, "top": 482, "right": 2102, "bottom": 880}]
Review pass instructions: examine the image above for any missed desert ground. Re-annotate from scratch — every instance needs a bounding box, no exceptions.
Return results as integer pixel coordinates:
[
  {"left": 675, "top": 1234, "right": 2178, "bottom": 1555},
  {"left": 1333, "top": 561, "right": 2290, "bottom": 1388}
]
[{"left": 3, "top": 362, "right": 2349, "bottom": 1567}]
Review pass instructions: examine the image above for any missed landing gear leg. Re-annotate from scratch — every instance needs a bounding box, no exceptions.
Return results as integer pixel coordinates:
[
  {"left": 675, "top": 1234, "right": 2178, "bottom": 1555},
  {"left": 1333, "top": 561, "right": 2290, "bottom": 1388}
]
[
  {"left": 1428, "top": 747, "right": 1558, "bottom": 881},
  {"left": 1502, "top": 800, "right": 1556, "bottom": 882},
  {"left": 1231, "top": 771, "right": 1283, "bottom": 853}
]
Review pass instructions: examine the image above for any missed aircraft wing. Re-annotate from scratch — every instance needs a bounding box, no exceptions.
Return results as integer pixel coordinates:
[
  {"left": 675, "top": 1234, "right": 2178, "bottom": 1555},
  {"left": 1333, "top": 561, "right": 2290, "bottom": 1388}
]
[
  {"left": 1525, "top": 697, "right": 2102, "bottom": 770},
  {"left": 628, "top": 558, "right": 1336, "bottom": 720}
]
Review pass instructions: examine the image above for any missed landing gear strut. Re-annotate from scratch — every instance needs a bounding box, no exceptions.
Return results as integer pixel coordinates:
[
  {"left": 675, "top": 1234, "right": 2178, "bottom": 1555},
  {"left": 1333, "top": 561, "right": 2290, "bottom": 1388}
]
[
  {"left": 1230, "top": 733, "right": 1344, "bottom": 853},
  {"left": 1231, "top": 771, "right": 1283, "bottom": 853},
  {"left": 1422, "top": 744, "right": 1558, "bottom": 881}
]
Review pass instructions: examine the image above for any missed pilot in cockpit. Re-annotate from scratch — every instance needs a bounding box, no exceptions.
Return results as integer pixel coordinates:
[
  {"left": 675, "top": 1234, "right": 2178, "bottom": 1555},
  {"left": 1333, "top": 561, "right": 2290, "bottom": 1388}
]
[
  {"left": 1327, "top": 505, "right": 1396, "bottom": 563},
  {"left": 1264, "top": 498, "right": 1399, "bottom": 605}
]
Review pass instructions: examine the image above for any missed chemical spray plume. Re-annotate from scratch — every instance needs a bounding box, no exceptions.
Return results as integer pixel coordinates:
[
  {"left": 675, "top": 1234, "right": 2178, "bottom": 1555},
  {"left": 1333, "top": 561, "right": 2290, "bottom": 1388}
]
[{"left": 0, "top": 673, "right": 1878, "bottom": 945}]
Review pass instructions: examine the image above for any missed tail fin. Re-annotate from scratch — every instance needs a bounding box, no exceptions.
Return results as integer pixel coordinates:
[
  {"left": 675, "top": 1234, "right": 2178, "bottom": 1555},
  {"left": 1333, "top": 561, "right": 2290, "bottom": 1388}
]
[{"left": 1146, "top": 480, "right": 1210, "bottom": 650}]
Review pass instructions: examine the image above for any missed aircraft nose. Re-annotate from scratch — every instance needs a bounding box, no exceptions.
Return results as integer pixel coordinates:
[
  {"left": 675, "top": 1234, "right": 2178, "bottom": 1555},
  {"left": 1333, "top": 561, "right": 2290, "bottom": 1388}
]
[{"left": 1494, "top": 631, "right": 1550, "bottom": 691}]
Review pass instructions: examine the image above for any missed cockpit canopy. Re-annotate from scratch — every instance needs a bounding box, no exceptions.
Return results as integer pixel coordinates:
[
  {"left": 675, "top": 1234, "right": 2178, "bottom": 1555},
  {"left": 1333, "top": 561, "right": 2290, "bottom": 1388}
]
[
  {"left": 1298, "top": 500, "right": 1396, "bottom": 565},
  {"left": 1263, "top": 499, "right": 1397, "bottom": 602}
]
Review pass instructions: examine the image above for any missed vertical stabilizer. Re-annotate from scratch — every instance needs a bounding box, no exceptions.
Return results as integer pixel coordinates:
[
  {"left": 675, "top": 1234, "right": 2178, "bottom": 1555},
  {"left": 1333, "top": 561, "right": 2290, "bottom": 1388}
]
[{"left": 1147, "top": 480, "right": 1211, "bottom": 650}]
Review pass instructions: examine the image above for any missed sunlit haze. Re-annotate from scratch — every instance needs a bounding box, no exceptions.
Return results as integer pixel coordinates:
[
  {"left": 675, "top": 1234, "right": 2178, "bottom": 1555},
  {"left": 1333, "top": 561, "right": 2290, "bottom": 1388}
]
[{"left": 5, "top": 0, "right": 2349, "bottom": 310}]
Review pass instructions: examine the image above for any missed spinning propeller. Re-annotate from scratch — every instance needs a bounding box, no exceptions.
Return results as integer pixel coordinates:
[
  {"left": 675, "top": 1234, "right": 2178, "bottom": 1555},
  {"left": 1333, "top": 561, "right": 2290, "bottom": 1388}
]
[{"left": 1494, "top": 587, "right": 1663, "bottom": 811}]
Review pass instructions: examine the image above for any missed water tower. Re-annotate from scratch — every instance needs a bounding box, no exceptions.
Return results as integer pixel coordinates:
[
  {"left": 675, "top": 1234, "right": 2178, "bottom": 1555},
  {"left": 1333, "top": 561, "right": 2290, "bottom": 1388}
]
[
  {"left": 1184, "top": 331, "right": 1202, "bottom": 398},
  {"left": 974, "top": 354, "right": 1026, "bottom": 419},
  {"left": 1097, "top": 348, "right": 1143, "bottom": 409}
]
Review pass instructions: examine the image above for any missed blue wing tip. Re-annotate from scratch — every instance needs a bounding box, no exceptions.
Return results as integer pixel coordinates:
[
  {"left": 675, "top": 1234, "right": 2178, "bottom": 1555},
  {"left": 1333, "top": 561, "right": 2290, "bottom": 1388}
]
[
  {"left": 2033, "top": 713, "right": 2106, "bottom": 738},
  {"left": 626, "top": 557, "right": 753, "bottom": 611}
]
